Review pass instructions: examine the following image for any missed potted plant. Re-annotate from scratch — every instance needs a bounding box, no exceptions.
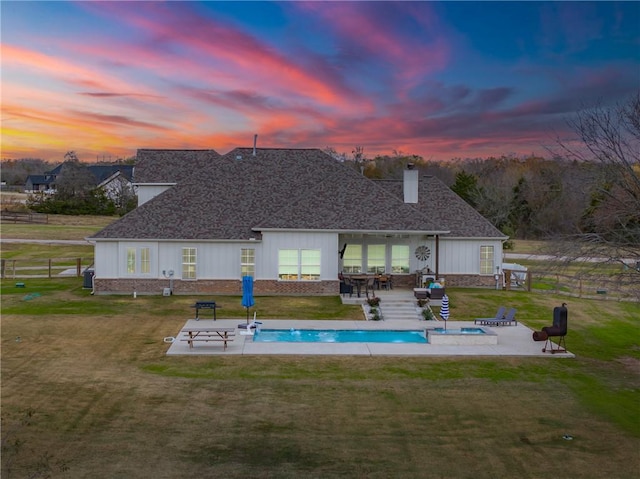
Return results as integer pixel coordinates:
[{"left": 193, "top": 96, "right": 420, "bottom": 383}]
[
  {"left": 369, "top": 306, "right": 382, "bottom": 321},
  {"left": 367, "top": 297, "right": 381, "bottom": 307}
]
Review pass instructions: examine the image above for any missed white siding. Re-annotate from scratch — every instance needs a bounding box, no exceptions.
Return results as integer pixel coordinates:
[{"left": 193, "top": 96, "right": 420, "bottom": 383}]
[
  {"left": 438, "top": 239, "right": 503, "bottom": 275},
  {"left": 94, "top": 235, "right": 503, "bottom": 281},
  {"left": 94, "top": 242, "right": 119, "bottom": 277},
  {"left": 260, "top": 232, "right": 339, "bottom": 279},
  {"left": 137, "top": 185, "right": 173, "bottom": 206}
]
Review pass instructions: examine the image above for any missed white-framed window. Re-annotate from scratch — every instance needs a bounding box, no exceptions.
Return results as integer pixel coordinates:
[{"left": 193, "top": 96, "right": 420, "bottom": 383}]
[
  {"left": 140, "top": 247, "right": 150, "bottom": 274},
  {"left": 278, "top": 249, "right": 321, "bottom": 281},
  {"left": 126, "top": 248, "right": 136, "bottom": 275},
  {"left": 278, "top": 249, "right": 299, "bottom": 280},
  {"left": 367, "top": 244, "right": 386, "bottom": 274},
  {"left": 126, "top": 246, "right": 150, "bottom": 275},
  {"left": 342, "top": 244, "right": 362, "bottom": 273},
  {"left": 391, "top": 245, "right": 410, "bottom": 273},
  {"left": 241, "top": 248, "right": 255, "bottom": 277},
  {"left": 182, "top": 247, "right": 197, "bottom": 280},
  {"left": 480, "top": 245, "right": 494, "bottom": 275},
  {"left": 301, "top": 249, "right": 321, "bottom": 280}
]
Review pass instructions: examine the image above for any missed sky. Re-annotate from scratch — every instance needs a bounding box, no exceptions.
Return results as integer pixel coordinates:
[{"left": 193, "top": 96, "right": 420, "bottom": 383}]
[{"left": 1, "top": 1, "right": 639, "bottom": 163}]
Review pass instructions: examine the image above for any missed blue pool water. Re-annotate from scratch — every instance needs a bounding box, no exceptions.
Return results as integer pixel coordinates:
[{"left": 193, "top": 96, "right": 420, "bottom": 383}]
[
  {"left": 431, "top": 328, "right": 486, "bottom": 335},
  {"left": 253, "top": 329, "right": 427, "bottom": 343}
]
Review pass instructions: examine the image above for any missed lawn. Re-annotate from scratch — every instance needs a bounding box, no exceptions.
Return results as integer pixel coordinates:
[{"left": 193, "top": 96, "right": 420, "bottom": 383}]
[{"left": 2, "top": 277, "right": 639, "bottom": 478}]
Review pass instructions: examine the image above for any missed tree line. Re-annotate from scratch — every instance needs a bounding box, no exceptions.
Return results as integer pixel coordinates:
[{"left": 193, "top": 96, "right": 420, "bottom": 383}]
[
  {"left": 328, "top": 93, "right": 640, "bottom": 285},
  {"left": 2, "top": 94, "right": 638, "bottom": 279}
]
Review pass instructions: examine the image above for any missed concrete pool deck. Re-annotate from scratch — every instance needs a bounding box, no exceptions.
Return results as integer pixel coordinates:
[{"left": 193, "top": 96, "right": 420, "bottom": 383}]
[{"left": 165, "top": 318, "right": 575, "bottom": 357}]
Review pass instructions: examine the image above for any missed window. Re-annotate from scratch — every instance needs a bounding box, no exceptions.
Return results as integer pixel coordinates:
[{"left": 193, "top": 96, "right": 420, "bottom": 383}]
[
  {"left": 301, "top": 249, "right": 321, "bottom": 280},
  {"left": 278, "top": 249, "right": 299, "bottom": 280},
  {"left": 140, "top": 247, "right": 150, "bottom": 274},
  {"left": 367, "top": 244, "right": 386, "bottom": 274},
  {"left": 278, "top": 249, "right": 321, "bottom": 281},
  {"left": 480, "top": 245, "right": 494, "bottom": 275},
  {"left": 126, "top": 248, "right": 136, "bottom": 274},
  {"left": 241, "top": 248, "right": 255, "bottom": 277},
  {"left": 126, "top": 247, "right": 151, "bottom": 275},
  {"left": 182, "top": 247, "right": 197, "bottom": 279},
  {"left": 391, "top": 245, "right": 410, "bottom": 273},
  {"left": 342, "top": 244, "right": 362, "bottom": 273}
]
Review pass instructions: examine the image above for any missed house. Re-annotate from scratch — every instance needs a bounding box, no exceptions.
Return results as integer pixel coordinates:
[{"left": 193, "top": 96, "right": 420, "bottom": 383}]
[
  {"left": 24, "top": 163, "right": 61, "bottom": 193},
  {"left": 25, "top": 163, "right": 134, "bottom": 202},
  {"left": 89, "top": 148, "right": 507, "bottom": 295}
]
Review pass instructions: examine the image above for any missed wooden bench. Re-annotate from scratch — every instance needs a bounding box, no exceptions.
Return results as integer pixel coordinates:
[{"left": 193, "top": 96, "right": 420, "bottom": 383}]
[
  {"left": 191, "top": 301, "right": 217, "bottom": 320},
  {"left": 180, "top": 327, "right": 235, "bottom": 350}
]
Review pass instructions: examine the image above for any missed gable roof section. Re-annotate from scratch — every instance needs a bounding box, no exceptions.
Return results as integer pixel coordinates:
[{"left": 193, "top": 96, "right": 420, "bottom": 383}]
[
  {"left": 88, "top": 165, "right": 134, "bottom": 183},
  {"left": 134, "top": 149, "right": 220, "bottom": 184},
  {"left": 91, "top": 148, "right": 503, "bottom": 241},
  {"left": 376, "top": 177, "right": 506, "bottom": 238}
]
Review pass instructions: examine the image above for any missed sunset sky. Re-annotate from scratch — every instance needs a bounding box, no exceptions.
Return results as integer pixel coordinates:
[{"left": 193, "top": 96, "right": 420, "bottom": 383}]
[{"left": 2, "top": 1, "right": 638, "bottom": 162}]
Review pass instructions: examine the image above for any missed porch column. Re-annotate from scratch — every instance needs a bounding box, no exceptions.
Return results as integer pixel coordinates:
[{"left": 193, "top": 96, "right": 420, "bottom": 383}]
[{"left": 435, "top": 235, "right": 440, "bottom": 277}]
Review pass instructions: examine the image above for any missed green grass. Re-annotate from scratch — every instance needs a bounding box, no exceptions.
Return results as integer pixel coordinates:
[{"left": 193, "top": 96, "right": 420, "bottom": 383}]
[{"left": 2, "top": 249, "right": 640, "bottom": 477}]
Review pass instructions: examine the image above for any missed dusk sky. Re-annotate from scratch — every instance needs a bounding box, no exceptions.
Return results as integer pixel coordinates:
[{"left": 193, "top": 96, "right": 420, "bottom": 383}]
[{"left": 2, "top": 1, "right": 639, "bottom": 162}]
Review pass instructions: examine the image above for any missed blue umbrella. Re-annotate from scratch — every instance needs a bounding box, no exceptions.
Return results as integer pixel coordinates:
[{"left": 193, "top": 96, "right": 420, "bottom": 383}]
[
  {"left": 439, "top": 294, "right": 449, "bottom": 329},
  {"left": 241, "top": 276, "right": 255, "bottom": 323}
]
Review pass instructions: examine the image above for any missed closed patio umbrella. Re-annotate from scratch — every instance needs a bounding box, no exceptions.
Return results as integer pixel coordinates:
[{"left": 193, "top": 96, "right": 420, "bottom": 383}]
[
  {"left": 241, "top": 276, "right": 255, "bottom": 324},
  {"left": 439, "top": 294, "right": 449, "bottom": 329}
]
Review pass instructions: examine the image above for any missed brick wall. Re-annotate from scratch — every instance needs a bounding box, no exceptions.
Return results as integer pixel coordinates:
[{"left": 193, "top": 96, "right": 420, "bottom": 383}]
[
  {"left": 93, "top": 278, "right": 340, "bottom": 295},
  {"left": 93, "top": 275, "right": 495, "bottom": 295}
]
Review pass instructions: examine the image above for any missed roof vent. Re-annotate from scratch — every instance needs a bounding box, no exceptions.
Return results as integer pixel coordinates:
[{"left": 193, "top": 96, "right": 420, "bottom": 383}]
[
  {"left": 253, "top": 134, "right": 258, "bottom": 156},
  {"left": 236, "top": 154, "right": 242, "bottom": 161}
]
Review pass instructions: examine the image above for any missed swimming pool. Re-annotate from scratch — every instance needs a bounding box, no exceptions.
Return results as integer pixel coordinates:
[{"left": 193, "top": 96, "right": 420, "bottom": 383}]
[{"left": 253, "top": 329, "right": 427, "bottom": 343}]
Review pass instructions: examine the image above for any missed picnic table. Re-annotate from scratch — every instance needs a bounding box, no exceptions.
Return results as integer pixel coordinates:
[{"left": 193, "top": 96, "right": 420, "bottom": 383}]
[
  {"left": 180, "top": 326, "right": 236, "bottom": 350},
  {"left": 191, "top": 300, "right": 217, "bottom": 320}
]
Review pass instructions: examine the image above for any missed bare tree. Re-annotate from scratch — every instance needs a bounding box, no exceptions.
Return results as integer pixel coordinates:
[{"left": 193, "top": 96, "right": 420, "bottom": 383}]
[{"left": 549, "top": 93, "right": 640, "bottom": 290}]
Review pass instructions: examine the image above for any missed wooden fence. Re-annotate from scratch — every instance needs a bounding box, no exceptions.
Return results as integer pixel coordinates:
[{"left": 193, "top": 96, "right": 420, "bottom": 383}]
[
  {"left": 527, "top": 269, "right": 639, "bottom": 301},
  {"left": 0, "top": 212, "right": 49, "bottom": 224},
  {"left": 1, "top": 258, "right": 93, "bottom": 279}
]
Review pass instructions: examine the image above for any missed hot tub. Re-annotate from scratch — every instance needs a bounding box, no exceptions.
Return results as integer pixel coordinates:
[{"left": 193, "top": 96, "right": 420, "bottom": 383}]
[{"left": 426, "top": 327, "right": 498, "bottom": 345}]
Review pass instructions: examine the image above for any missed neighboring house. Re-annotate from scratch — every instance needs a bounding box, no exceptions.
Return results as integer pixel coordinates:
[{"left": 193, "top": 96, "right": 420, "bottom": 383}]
[
  {"left": 90, "top": 165, "right": 134, "bottom": 203},
  {"left": 25, "top": 163, "right": 134, "bottom": 201},
  {"left": 25, "top": 163, "right": 62, "bottom": 193},
  {"left": 24, "top": 174, "right": 56, "bottom": 193},
  {"left": 89, "top": 148, "right": 507, "bottom": 295}
]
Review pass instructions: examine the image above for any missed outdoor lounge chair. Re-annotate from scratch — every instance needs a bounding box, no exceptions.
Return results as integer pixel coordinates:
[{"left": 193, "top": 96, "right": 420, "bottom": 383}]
[
  {"left": 490, "top": 307, "right": 517, "bottom": 326},
  {"left": 474, "top": 306, "right": 506, "bottom": 325}
]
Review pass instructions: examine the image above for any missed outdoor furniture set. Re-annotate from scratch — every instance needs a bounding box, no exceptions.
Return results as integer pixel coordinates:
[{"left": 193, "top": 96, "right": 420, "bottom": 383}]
[
  {"left": 180, "top": 326, "right": 235, "bottom": 350},
  {"left": 340, "top": 274, "right": 393, "bottom": 298}
]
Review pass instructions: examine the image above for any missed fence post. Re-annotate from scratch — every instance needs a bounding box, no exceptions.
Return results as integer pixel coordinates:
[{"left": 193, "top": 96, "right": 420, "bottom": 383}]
[
  {"left": 48, "top": 258, "right": 52, "bottom": 278},
  {"left": 1, "top": 259, "right": 4, "bottom": 279},
  {"left": 76, "top": 258, "right": 81, "bottom": 277},
  {"left": 12, "top": 260, "right": 16, "bottom": 279}
]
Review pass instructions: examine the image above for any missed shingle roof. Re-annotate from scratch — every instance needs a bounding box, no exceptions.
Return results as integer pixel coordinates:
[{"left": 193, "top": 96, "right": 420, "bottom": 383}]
[
  {"left": 134, "top": 149, "right": 220, "bottom": 183},
  {"left": 375, "top": 178, "right": 506, "bottom": 238},
  {"left": 88, "top": 165, "right": 134, "bottom": 183},
  {"left": 91, "top": 148, "right": 505, "bottom": 240}
]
